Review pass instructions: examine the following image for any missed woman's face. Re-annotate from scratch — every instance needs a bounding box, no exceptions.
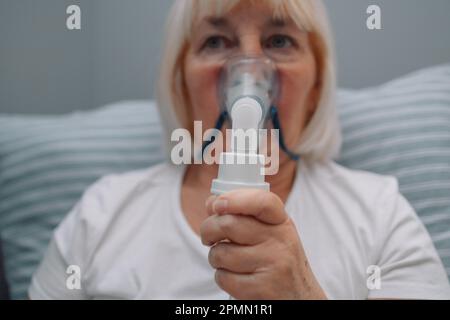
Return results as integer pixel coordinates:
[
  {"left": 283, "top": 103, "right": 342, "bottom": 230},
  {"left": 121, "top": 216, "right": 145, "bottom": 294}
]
[{"left": 183, "top": 2, "right": 320, "bottom": 158}]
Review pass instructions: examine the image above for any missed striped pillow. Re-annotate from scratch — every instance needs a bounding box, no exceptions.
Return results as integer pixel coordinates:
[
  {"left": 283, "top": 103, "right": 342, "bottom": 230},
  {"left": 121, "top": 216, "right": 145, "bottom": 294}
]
[
  {"left": 337, "top": 64, "right": 450, "bottom": 279},
  {"left": 0, "top": 101, "right": 164, "bottom": 299}
]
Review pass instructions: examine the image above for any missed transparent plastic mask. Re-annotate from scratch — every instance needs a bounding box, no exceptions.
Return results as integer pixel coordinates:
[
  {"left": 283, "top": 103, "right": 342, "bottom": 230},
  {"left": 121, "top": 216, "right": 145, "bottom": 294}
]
[
  {"left": 218, "top": 55, "right": 279, "bottom": 129},
  {"left": 204, "top": 55, "right": 300, "bottom": 161}
]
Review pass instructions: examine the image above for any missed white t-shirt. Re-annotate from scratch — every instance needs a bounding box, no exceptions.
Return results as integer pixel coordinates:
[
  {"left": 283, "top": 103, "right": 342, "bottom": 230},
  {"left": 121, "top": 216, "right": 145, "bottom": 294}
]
[{"left": 28, "top": 161, "right": 450, "bottom": 299}]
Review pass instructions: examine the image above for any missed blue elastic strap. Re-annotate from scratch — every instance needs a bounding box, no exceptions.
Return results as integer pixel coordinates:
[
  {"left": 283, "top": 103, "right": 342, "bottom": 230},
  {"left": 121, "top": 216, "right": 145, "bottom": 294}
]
[
  {"left": 202, "top": 110, "right": 229, "bottom": 155},
  {"left": 202, "top": 107, "right": 301, "bottom": 161},
  {"left": 270, "top": 106, "right": 301, "bottom": 161}
]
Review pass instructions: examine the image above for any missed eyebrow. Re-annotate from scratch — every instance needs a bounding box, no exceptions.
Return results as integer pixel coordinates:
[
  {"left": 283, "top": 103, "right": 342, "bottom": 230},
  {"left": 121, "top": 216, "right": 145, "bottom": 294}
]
[
  {"left": 202, "top": 16, "right": 298, "bottom": 32},
  {"left": 205, "top": 17, "right": 230, "bottom": 28},
  {"left": 266, "top": 17, "right": 299, "bottom": 29},
  {"left": 268, "top": 17, "right": 287, "bottom": 28},
  {"left": 266, "top": 17, "right": 307, "bottom": 33}
]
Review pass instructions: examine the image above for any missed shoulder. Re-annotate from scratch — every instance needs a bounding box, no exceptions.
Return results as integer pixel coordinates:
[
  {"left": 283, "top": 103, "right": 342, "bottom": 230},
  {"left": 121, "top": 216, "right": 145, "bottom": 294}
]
[
  {"left": 65, "top": 161, "right": 182, "bottom": 223},
  {"left": 305, "top": 162, "right": 450, "bottom": 299},
  {"left": 89, "top": 162, "right": 181, "bottom": 195},
  {"left": 70, "top": 162, "right": 178, "bottom": 216},
  {"left": 52, "top": 162, "right": 182, "bottom": 265},
  {"left": 299, "top": 160, "right": 406, "bottom": 242},
  {"left": 303, "top": 160, "right": 400, "bottom": 206}
]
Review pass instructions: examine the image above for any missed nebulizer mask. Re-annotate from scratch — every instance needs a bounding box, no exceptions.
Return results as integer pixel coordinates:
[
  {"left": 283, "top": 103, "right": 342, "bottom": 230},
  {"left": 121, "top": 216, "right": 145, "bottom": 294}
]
[{"left": 208, "top": 55, "right": 300, "bottom": 195}]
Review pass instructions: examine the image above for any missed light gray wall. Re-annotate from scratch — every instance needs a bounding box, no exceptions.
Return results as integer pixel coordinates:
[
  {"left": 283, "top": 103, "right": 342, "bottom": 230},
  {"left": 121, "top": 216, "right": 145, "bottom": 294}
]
[
  {"left": 91, "top": 0, "right": 172, "bottom": 108},
  {"left": 0, "top": 0, "right": 171, "bottom": 114},
  {"left": 0, "top": 0, "right": 95, "bottom": 114},
  {"left": 324, "top": 0, "right": 450, "bottom": 88},
  {"left": 1, "top": 0, "right": 450, "bottom": 114}
]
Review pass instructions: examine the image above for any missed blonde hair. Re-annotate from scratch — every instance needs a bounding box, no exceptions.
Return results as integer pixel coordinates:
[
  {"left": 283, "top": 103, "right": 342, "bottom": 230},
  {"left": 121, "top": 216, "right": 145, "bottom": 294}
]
[{"left": 156, "top": 0, "right": 341, "bottom": 162}]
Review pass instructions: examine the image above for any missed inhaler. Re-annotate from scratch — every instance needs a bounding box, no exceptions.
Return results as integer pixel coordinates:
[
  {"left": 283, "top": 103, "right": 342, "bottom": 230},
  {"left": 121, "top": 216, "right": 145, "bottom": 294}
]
[{"left": 210, "top": 56, "right": 279, "bottom": 195}]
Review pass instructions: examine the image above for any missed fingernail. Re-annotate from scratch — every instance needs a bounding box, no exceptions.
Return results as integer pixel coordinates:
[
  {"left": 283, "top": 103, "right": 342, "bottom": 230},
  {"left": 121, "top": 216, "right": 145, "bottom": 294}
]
[
  {"left": 205, "top": 195, "right": 217, "bottom": 208},
  {"left": 213, "top": 199, "right": 228, "bottom": 214}
]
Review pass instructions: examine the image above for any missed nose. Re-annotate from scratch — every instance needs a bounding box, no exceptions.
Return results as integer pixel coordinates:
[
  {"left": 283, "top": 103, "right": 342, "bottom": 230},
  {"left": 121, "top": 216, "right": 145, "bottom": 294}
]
[{"left": 239, "top": 33, "right": 264, "bottom": 56}]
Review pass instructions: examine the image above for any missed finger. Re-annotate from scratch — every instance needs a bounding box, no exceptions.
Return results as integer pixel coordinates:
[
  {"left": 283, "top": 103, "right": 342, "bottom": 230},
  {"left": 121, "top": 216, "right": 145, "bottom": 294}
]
[
  {"left": 211, "top": 189, "right": 287, "bottom": 225},
  {"left": 205, "top": 195, "right": 217, "bottom": 215},
  {"left": 208, "top": 242, "right": 263, "bottom": 274},
  {"left": 200, "top": 213, "right": 271, "bottom": 246},
  {"left": 214, "top": 269, "right": 262, "bottom": 300},
  {"left": 206, "top": 194, "right": 225, "bottom": 216}
]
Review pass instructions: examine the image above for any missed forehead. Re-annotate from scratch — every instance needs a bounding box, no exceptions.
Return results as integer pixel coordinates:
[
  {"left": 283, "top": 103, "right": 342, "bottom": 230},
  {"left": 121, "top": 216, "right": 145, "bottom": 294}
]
[{"left": 191, "top": 0, "right": 310, "bottom": 32}]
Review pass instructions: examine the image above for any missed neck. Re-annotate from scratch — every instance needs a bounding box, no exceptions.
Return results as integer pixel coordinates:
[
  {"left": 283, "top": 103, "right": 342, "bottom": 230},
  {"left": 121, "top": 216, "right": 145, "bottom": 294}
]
[{"left": 265, "top": 158, "right": 298, "bottom": 203}]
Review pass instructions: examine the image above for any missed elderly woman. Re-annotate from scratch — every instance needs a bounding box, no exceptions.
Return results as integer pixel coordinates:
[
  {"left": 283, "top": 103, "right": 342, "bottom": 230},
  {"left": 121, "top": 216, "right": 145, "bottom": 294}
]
[{"left": 29, "top": 0, "right": 449, "bottom": 300}]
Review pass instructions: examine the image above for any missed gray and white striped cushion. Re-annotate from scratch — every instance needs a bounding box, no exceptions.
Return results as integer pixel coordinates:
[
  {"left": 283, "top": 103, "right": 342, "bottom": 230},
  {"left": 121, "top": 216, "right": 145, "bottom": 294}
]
[
  {"left": 0, "top": 101, "right": 164, "bottom": 299},
  {"left": 337, "top": 64, "right": 450, "bottom": 278}
]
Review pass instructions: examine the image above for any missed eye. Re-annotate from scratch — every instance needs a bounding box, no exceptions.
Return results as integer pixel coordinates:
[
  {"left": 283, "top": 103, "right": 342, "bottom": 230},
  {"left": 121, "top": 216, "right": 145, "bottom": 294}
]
[
  {"left": 203, "top": 35, "right": 231, "bottom": 50},
  {"left": 265, "top": 35, "right": 295, "bottom": 49}
]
